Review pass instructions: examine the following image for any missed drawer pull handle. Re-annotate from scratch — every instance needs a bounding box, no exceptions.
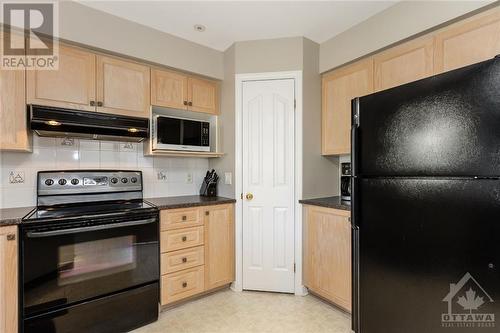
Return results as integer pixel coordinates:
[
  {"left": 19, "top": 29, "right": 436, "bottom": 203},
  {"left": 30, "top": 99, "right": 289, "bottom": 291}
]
[
  {"left": 182, "top": 215, "right": 187, "bottom": 221},
  {"left": 182, "top": 236, "right": 187, "bottom": 242},
  {"left": 182, "top": 282, "right": 188, "bottom": 288},
  {"left": 182, "top": 257, "right": 187, "bottom": 263}
]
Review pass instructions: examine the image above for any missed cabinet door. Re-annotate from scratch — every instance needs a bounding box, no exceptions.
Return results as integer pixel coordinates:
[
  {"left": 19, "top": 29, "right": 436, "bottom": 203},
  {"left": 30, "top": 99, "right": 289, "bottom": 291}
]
[
  {"left": 0, "top": 32, "right": 31, "bottom": 151},
  {"left": 374, "top": 36, "right": 434, "bottom": 91},
  {"left": 151, "top": 69, "right": 188, "bottom": 110},
  {"left": 434, "top": 7, "right": 500, "bottom": 73},
  {"left": 96, "top": 56, "right": 150, "bottom": 118},
  {"left": 187, "top": 77, "right": 219, "bottom": 114},
  {"left": 27, "top": 44, "right": 96, "bottom": 111},
  {"left": 304, "top": 206, "right": 351, "bottom": 312},
  {"left": 0, "top": 226, "right": 18, "bottom": 333},
  {"left": 322, "top": 58, "right": 373, "bottom": 155},
  {"left": 204, "top": 204, "right": 234, "bottom": 290}
]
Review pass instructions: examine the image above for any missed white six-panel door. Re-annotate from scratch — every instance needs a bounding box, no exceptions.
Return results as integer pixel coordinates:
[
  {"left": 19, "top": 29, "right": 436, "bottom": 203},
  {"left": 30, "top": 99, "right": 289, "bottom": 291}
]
[{"left": 242, "top": 79, "right": 295, "bottom": 293}]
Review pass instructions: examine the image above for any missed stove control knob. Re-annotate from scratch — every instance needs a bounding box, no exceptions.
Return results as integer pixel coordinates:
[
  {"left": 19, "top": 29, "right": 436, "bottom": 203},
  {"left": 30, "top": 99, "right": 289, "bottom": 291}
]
[
  {"left": 110, "top": 177, "right": 118, "bottom": 184},
  {"left": 121, "top": 178, "right": 128, "bottom": 184},
  {"left": 58, "top": 179, "right": 67, "bottom": 186},
  {"left": 130, "top": 177, "right": 138, "bottom": 183},
  {"left": 71, "top": 179, "right": 79, "bottom": 185},
  {"left": 45, "top": 179, "right": 54, "bottom": 186}
]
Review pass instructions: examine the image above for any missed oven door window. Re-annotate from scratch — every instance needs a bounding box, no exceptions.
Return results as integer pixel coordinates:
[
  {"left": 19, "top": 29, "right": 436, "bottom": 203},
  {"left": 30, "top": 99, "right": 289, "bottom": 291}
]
[
  {"left": 22, "top": 220, "right": 158, "bottom": 317},
  {"left": 58, "top": 236, "right": 136, "bottom": 285}
]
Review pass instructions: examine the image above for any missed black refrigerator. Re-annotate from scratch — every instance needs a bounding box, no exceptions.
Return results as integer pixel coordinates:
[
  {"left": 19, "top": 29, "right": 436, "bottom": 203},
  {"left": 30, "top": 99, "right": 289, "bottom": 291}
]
[{"left": 351, "top": 56, "right": 500, "bottom": 333}]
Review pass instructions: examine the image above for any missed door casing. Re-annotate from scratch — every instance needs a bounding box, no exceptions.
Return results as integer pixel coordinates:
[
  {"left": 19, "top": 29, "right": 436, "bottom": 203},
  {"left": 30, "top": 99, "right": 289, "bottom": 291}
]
[{"left": 234, "top": 71, "right": 305, "bottom": 295}]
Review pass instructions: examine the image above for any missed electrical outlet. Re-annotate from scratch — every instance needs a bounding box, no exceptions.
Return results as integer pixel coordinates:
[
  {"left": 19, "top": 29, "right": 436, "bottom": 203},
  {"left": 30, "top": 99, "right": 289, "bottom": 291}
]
[
  {"left": 186, "top": 173, "right": 193, "bottom": 184},
  {"left": 225, "top": 172, "right": 232, "bottom": 185},
  {"left": 9, "top": 171, "right": 25, "bottom": 184}
]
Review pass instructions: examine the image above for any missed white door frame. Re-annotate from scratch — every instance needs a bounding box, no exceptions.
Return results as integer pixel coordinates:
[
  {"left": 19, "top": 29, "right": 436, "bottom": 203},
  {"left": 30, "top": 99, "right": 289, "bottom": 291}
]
[{"left": 233, "top": 71, "right": 306, "bottom": 296}]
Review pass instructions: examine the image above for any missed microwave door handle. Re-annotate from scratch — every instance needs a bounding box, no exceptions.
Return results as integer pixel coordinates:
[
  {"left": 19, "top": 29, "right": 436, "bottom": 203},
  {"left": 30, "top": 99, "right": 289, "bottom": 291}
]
[{"left": 26, "top": 218, "right": 157, "bottom": 238}]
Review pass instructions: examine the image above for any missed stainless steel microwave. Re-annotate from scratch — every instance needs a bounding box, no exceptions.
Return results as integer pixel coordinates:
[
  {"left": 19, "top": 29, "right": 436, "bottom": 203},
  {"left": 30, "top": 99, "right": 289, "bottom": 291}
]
[{"left": 152, "top": 115, "right": 210, "bottom": 152}]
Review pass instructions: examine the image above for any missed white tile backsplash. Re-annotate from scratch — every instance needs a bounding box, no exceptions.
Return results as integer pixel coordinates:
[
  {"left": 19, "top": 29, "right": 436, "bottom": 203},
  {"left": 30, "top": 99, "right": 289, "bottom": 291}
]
[{"left": 0, "top": 138, "right": 209, "bottom": 208}]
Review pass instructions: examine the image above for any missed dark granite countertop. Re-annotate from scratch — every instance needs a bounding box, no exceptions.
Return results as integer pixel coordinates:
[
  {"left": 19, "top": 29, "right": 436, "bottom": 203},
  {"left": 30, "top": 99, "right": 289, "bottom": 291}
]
[
  {"left": 0, "top": 206, "right": 35, "bottom": 226},
  {"left": 299, "top": 196, "right": 351, "bottom": 211},
  {"left": 145, "top": 195, "right": 236, "bottom": 210}
]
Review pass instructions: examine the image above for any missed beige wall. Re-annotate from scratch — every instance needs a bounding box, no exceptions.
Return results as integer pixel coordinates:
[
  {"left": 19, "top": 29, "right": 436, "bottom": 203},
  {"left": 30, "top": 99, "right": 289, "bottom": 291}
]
[
  {"left": 209, "top": 45, "right": 236, "bottom": 197},
  {"left": 234, "top": 37, "right": 303, "bottom": 73},
  {"left": 320, "top": 0, "right": 494, "bottom": 73},
  {"left": 58, "top": 1, "right": 224, "bottom": 79},
  {"left": 211, "top": 37, "right": 338, "bottom": 199},
  {"left": 302, "top": 38, "right": 339, "bottom": 198}
]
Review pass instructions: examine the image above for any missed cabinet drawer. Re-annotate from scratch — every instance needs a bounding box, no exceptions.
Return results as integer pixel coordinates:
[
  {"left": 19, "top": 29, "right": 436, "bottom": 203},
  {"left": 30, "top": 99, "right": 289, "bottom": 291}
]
[
  {"left": 160, "top": 208, "right": 202, "bottom": 230},
  {"left": 161, "top": 246, "right": 204, "bottom": 274},
  {"left": 161, "top": 266, "right": 205, "bottom": 305},
  {"left": 161, "top": 226, "right": 204, "bottom": 253}
]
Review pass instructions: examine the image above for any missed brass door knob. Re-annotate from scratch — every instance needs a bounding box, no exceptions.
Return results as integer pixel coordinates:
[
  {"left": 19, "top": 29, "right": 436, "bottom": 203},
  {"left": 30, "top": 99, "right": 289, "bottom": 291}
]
[{"left": 246, "top": 193, "right": 254, "bottom": 200}]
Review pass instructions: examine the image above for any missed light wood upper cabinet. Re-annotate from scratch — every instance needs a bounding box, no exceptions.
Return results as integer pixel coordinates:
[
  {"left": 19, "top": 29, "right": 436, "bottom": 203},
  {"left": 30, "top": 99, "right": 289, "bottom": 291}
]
[
  {"left": 374, "top": 36, "right": 434, "bottom": 91},
  {"left": 151, "top": 69, "right": 219, "bottom": 114},
  {"left": 0, "top": 32, "right": 31, "bottom": 152},
  {"left": 434, "top": 7, "right": 500, "bottom": 73},
  {"left": 96, "top": 55, "right": 150, "bottom": 118},
  {"left": 204, "top": 204, "right": 234, "bottom": 290},
  {"left": 188, "top": 77, "right": 219, "bottom": 115},
  {"left": 0, "top": 226, "right": 18, "bottom": 333},
  {"left": 322, "top": 58, "right": 373, "bottom": 155},
  {"left": 303, "top": 205, "right": 351, "bottom": 312},
  {"left": 27, "top": 44, "right": 96, "bottom": 111},
  {"left": 151, "top": 68, "right": 188, "bottom": 110}
]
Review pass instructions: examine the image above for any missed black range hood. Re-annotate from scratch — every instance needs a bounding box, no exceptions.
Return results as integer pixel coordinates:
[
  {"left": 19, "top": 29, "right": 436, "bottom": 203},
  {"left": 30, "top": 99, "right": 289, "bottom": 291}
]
[{"left": 29, "top": 105, "right": 149, "bottom": 142}]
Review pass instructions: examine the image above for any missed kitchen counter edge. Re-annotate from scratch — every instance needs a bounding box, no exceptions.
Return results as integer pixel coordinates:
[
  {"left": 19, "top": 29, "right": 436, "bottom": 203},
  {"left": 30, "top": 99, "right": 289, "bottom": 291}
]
[
  {"left": 145, "top": 195, "right": 236, "bottom": 210},
  {"left": 299, "top": 196, "right": 351, "bottom": 211}
]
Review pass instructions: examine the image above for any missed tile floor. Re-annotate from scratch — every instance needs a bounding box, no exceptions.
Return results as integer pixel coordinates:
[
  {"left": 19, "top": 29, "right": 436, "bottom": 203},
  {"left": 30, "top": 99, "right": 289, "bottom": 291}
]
[{"left": 133, "top": 289, "right": 352, "bottom": 333}]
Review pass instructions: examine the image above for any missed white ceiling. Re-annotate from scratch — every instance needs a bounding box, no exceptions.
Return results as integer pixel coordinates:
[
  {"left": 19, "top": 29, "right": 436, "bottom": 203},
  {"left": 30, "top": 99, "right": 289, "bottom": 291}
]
[{"left": 80, "top": 1, "right": 397, "bottom": 51}]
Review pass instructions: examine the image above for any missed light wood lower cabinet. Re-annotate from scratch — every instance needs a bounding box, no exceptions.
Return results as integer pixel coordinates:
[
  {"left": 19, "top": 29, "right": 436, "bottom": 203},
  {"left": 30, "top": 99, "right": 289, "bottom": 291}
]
[
  {"left": 303, "top": 205, "right": 351, "bottom": 312},
  {"left": 160, "top": 204, "right": 234, "bottom": 306},
  {"left": 0, "top": 226, "right": 18, "bottom": 333},
  {"left": 204, "top": 204, "right": 234, "bottom": 290}
]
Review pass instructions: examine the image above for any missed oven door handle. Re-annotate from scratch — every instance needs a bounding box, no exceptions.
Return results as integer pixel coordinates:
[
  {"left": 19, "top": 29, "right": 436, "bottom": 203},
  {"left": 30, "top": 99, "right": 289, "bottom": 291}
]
[{"left": 26, "top": 218, "right": 157, "bottom": 238}]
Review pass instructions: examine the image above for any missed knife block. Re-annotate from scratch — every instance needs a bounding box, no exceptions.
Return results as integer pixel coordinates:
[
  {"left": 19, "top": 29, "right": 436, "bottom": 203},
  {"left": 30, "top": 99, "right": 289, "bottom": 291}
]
[{"left": 200, "top": 182, "right": 217, "bottom": 197}]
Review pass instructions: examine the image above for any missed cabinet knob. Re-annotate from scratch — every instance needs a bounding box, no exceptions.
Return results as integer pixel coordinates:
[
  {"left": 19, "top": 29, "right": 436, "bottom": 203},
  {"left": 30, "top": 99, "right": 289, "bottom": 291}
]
[
  {"left": 183, "top": 101, "right": 188, "bottom": 105},
  {"left": 89, "top": 101, "right": 95, "bottom": 106},
  {"left": 205, "top": 211, "right": 209, "bottom": 216},
  {"left": 6, "top": 234, "right": 15, "bottom": 241},
  {"left": 182, "top": 215, "right": 187, "bottom": 221},
  {"left": 182, "top": 282, "right": 187, "bottom": 288},
  {"left": 182, "top": 257, "right": 187, "bottom": 263},
  {"left": 188, "top": 101, "right": 192, "bottom": 106},
  {"left": 182, "top": 236, "right": 187, "bottom": 242},
  {"left": 97, "top": 101, "right": 103, "bottom": 107}
]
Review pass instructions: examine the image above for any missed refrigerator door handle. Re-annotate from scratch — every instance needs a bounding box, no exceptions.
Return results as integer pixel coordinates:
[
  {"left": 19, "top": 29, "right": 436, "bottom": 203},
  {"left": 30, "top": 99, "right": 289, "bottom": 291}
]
[
  {"left": 352, "top": 224, "right": 360, "bottom": 332},
  {"left": 351, "top": 97, "right": 360, "bottom": 177}
]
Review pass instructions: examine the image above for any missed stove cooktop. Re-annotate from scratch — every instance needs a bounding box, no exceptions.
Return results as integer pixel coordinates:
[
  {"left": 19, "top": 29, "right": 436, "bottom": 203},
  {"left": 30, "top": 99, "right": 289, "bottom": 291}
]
[{"left": 23, "top": 200, "right": 157, "bottom": 222}]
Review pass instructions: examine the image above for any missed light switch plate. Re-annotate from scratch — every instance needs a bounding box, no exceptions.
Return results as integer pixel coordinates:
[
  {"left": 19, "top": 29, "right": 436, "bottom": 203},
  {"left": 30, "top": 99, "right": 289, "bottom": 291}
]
[{"left": 224, "top": 172, "right": 232, "bottom": 185}]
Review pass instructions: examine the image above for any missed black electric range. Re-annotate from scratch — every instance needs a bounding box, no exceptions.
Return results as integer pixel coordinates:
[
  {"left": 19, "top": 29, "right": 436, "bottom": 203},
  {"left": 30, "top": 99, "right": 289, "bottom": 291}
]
[{"left": 20, "top": 170, "right": 160, "bottom": 333}]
